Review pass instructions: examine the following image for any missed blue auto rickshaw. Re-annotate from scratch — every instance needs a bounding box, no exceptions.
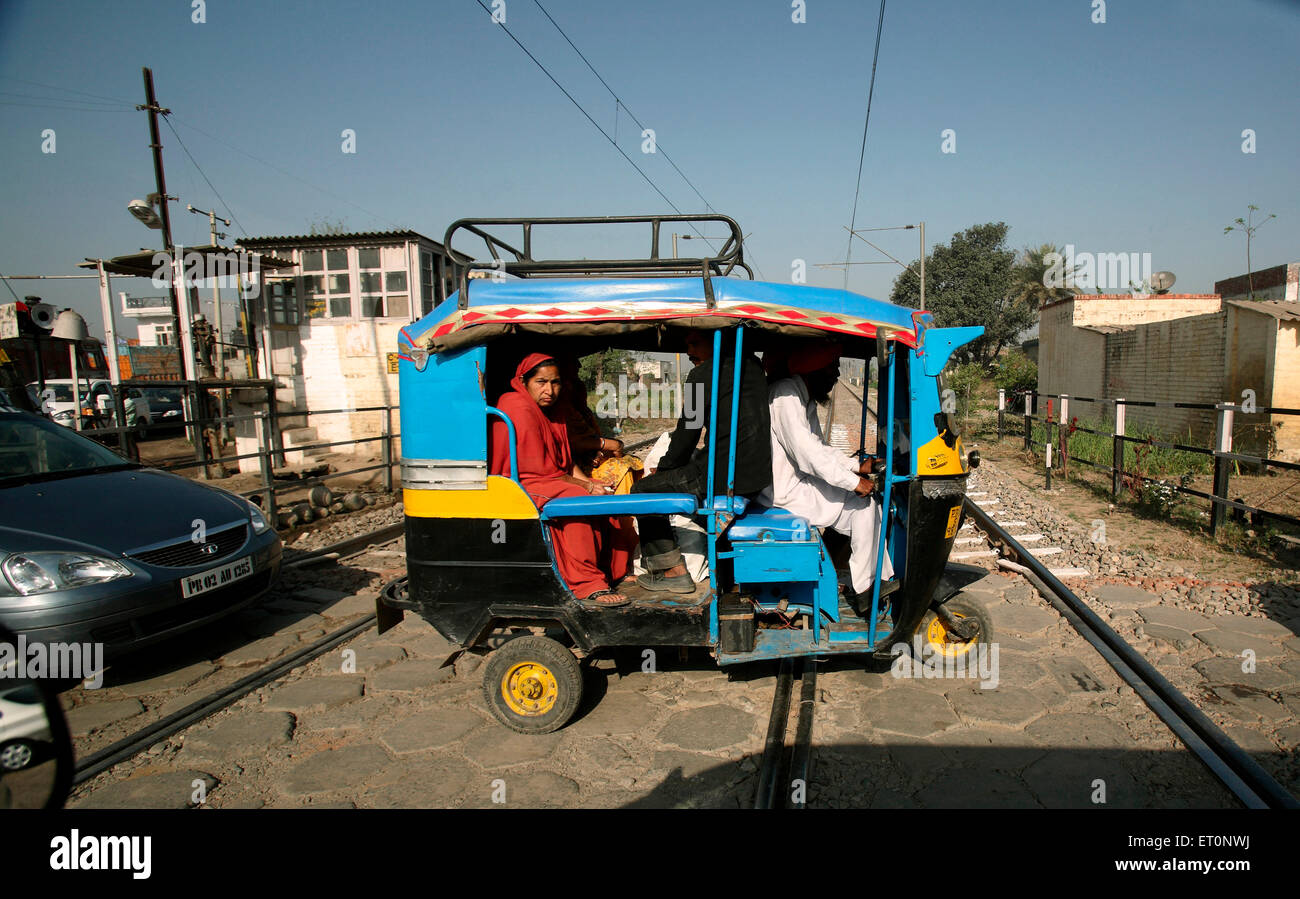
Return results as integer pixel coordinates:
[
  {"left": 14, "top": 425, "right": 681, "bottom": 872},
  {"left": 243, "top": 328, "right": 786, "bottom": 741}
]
[{"left": 379, "top": 215, "right": 989, "bottom": 733}]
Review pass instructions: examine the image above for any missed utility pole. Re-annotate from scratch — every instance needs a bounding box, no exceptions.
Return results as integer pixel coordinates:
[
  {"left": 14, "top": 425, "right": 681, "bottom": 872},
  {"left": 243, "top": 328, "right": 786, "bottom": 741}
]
[
  {"left": 189, "top": 204, "right": 232, "bottom": 443},
  {"left": 138, "top": 66, "right": 207, "bottom": 472},
  {"left": 918, "top": 221, "right": 925, "bottom": 312}
]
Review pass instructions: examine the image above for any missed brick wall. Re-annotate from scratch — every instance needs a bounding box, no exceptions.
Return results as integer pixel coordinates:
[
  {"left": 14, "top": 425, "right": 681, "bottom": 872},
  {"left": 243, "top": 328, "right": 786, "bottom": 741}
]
[{"left": 1103, "top": 313, "right": 1226, "bottom": 441}]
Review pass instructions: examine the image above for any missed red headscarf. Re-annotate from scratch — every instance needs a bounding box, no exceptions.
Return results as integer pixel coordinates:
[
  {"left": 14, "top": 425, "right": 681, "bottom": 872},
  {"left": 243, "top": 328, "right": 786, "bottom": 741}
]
[
  {"left": 787, "top": 341, "right": 842, "bottom": 375},
  {"left": 489, "top": 352, "right": 573, "bottom": 483}
]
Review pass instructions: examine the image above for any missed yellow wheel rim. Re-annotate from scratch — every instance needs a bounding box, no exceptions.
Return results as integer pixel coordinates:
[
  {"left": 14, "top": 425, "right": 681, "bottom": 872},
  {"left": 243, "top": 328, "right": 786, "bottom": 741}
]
[
  {"left": 501, "top": 661, "right": 559, "bottom": 717},
  {"left": 926, "top": 613, "right": 978, "bottom": 658}
]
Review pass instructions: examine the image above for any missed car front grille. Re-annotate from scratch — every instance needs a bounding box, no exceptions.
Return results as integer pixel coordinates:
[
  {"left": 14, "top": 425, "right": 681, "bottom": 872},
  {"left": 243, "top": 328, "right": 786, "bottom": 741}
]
[
  {"left": 128, "top": 524, "right": 248, "bottom": 568},
  {"left": 90, "top": 569, "right": 273, "bottom": 645}
]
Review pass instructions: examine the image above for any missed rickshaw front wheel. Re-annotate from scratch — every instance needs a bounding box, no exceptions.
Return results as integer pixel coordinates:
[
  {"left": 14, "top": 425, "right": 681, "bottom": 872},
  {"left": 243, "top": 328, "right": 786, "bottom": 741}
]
[
  {"left": 918, "top": 597, "right": 993, "bottom": 660},
  {"left": 483, "top": 636, "right": 583, "bottom": 734}
]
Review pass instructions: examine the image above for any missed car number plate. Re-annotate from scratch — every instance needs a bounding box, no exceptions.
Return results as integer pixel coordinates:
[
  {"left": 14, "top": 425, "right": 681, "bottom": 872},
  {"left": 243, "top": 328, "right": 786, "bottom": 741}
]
[{"left": 182, "top": 556, "right": 253, "bottom": 598}]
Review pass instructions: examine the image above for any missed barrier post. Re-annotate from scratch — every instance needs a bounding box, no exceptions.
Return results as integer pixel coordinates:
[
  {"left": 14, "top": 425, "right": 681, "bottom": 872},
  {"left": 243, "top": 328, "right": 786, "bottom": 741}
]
[
  {"left": 1023, "top": 391, "right": 1033, "bottom": 451},
  {"left": 1059, "top": 394, "right": 1069, "bottom": 480},
  {"left": 382, "top": 405, "right": 394, "bottom": 493},
  {"left": 256, "top": 410, "right": 279, "bottom": 526},
  {"left": 1211, "top": 403, "right": 1234, "bottom": 536},
  {"left": 1112, "top": 399, "right": 1125, "bottom": 498},
  {"left": 997, "top": 388, "right": 1005, "bottom": 440}
]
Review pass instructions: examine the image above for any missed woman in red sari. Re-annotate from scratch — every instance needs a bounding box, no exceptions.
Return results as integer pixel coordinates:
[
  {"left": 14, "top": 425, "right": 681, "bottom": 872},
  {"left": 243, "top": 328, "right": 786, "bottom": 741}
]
[{"left": 489, "top": 353, "right": 638, "bottom": 606}]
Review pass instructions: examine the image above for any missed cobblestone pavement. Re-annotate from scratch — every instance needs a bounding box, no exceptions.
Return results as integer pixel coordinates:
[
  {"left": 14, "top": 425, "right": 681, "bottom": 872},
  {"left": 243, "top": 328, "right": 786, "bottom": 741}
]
[{"left": 63, "top": 461, "right": 1299, "bottom": 809}]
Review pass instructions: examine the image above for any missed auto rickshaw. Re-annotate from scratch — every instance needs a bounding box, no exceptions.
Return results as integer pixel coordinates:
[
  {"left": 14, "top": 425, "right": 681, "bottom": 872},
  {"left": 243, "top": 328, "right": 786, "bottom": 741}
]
[{"left": 379, "top": 215, "right": 991, "bottom": 733}]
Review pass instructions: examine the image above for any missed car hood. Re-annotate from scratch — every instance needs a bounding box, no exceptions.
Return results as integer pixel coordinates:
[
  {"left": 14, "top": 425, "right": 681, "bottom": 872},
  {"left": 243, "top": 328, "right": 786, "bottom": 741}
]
[{"left": 1, "top": 468, "right": 251, "bottom": 557}]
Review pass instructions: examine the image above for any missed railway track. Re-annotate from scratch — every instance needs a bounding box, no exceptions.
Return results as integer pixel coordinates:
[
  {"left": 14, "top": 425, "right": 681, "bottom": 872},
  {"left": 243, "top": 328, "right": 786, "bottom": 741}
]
[{"left": 71, "top": 526, "right": 406, "bottom": 786}]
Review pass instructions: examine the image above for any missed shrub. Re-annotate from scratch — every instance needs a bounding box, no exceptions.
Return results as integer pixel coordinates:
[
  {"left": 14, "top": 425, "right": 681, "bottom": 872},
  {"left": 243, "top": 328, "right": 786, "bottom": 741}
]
[{"left": 994, "top": 351, "right": 1037, "bottom": 393}]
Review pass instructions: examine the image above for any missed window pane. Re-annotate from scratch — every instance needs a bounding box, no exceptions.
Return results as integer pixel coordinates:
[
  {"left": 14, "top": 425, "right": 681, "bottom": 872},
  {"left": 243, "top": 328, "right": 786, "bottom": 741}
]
[
  {"left": 360, "top": 296, "right": 384, "bottom": 318},
  {"left": 358, "top": 248, "right": 380, "bottom": 269},
  {"left": 330, "top": 295, "right": 352, "bottom": 318},
  {"left": 301, "top": 250, "right": 323, "bottom": 272},
  {"left": 327, "top": 249, "right": 348, "bottom": 270},
  {"left": 359, "top": 272, "right": 382, "bottom": 293},
  {"left": 382, "top": 246, "right": 405, "bottom": 268},
  {"left": 387, "top": 295, "right": 409, "bottom": 319},
  {"left": 306, "top": 296, "right": 327, "bottom": 318},
  {"left": 328, "top": 273, "right": 350, "bottom": 293},
  {"left": 386, "top": 271, "right": 407, "bottom": 292},
  {"left": 301, "top": 275, "right": 324, "bottom": 296}
]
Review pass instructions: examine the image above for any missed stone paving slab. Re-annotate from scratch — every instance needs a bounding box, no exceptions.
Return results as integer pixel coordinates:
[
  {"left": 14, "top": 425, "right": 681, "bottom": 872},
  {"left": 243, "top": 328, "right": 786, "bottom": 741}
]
[
  {"left": 990, "top": 603, "right": 1059, "bottom": 637},
  {"left": 219, "top": 633, "right": 301, "bottom": 667},
  {"left": 183, "top": 711, "right": 295, "bottom": 759},
  {"left": 318, "top": 592, "right": 381, "bottom": 620},
  {"left": 1212, "top": 615, "right": 1297, "bottom": 641},
  {"left": 657, "top": 704, "right": 757, "bottom": 751},
  {"left": 66, "top": 698, "right": 144, "bottom": 736},
  {"left": 566, "top": 690, "right": 657, "bottom": 737},
  {"left": 1193, "top": 657, "right": 1298, "bottom": 690},
  {"left": 264, "top": 675, "right": 364, "bottom": 712},
  {"left": 281, "top": 744, "right": 393, "bottom": 796},
  {"left": 75, "top": 770, "right": 217, "bottom": 809},
  {"left": 114, "top": 661, "right": 216, "bottom": 697},
  {"left": 379, "top": 709, "right": 485, "bottom": 754},
  {"left": 917, "top": 767, "right": 1041, "bottom": 808},
  {"left": 357, "top": 759, "right": 474, "bottom": 808},
  {"left": 1142, "top": 623, "right": 1198, "bottom": 650},
  {"left": 1023, "top": 713, "right": 1136, "bottom": 750},
  {"left": 864, "top": 688, "right": 959, "bottom": 738},
  {"left": 946, "top": 686, "right": 1047, "bottom": 728},
  {"left": 462, "top": 729, "right": 562, "bottom": 769},
  {"left": 1092, "top": 584, "right": 1160, "bottom": 609},
  {"left": 1196, "top": 629, "right": 1287, "bottom": 660},
  {"left": 1210, "top": 686, "right": 1292, "bottom": 722},
  {"left": 1138, "top": 605, "right": 1216, "bottom": 633},
  {"left": 367, "top": 658, "right": 455, "bottom": 691},
  {"left": 1045, "top": 657, "right": 1107, "bottom": 693},
  {"left": 295, "top": 587, "right": 353, "bottom": 604},
  {"left": 1021, "top": 753, "right": 1141, "bottom": 809}
]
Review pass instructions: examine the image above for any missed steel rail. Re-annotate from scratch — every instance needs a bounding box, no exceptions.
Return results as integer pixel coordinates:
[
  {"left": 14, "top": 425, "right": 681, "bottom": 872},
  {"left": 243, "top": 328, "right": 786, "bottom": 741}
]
[
  {"left": 966, "top": 498, "right": 1300, "bottom": 810},
  {"left": 73, "top": 524, "right": 407, "bottom": 786}
]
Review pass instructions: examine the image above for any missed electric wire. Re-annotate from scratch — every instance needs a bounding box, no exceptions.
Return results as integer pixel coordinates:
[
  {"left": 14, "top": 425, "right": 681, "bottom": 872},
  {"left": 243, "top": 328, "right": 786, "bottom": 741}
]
[{"left": 843, "top": 0, "right": 888, "bottom": 289}]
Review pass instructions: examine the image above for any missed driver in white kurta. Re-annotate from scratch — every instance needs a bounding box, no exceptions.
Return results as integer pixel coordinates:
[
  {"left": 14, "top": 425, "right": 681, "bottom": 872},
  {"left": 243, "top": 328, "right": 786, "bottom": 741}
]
[{"left": 759, "top": 343, "right": 895, "bottom": 606}]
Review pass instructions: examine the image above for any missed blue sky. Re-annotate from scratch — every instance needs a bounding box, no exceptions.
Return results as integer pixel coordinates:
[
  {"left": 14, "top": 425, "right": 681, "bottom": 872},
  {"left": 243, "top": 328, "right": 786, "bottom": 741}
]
[{"left": 1, "top": 0, "right": 1297, "bottom": 336}]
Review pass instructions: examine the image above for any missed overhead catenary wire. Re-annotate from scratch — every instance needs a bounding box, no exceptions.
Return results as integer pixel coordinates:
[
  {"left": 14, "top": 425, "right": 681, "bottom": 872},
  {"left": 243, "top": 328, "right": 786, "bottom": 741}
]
[
  {"left": 162, "top": 116, "right": 249, "bottom": 239},
  {"left": 529, "top": 0, "right": 767, "bottom": 281},
  {"left": 473, "top": 0, "right": 753, "bottom": 273},
  {"left": 843, "top": 0, "right": 888, "bottom": 290}
]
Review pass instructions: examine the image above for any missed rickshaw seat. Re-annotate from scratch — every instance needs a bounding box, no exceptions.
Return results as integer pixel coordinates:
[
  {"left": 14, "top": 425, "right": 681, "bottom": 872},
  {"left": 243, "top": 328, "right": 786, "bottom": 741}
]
[
  {"left": 728, "top": 505, "right": 814, "bottom": 543},
  {"left": 540, "top": 493, "right": 698, "bottom": 519},
  {"left": 538, "top": 493, "right": 750, "bottom": 519}
]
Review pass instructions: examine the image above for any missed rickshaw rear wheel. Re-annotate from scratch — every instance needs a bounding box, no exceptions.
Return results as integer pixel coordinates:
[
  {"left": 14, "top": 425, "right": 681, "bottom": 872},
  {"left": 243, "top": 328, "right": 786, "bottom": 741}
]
[
  {"left": 482, "top": 635, "right": 583, "bottom": 734},
  {"left": 918, "top": 596, "right": 993, "bottom": 660}
]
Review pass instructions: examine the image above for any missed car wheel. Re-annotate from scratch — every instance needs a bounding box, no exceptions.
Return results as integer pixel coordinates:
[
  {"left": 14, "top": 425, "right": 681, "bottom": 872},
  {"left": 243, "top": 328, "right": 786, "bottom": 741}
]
[{"left": 0, "top": 739, "right": 35, "bottom": 772}]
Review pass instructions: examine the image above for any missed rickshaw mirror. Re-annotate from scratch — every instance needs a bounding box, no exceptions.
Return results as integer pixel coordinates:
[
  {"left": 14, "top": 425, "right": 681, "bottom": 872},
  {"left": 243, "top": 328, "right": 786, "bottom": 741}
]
[{"left": 920, "top": 326, "right": 984, "bottom": 377}]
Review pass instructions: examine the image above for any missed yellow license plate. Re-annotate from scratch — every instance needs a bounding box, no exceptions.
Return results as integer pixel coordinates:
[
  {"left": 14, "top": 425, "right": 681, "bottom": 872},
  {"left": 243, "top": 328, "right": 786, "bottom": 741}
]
[{"left": 944, "top": 505, "right": 962, "bottom": 539}]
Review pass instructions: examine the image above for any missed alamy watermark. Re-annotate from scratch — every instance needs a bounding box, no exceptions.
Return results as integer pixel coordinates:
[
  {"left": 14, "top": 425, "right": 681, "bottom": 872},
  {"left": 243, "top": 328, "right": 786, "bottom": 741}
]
[
  {"left": 1, "top": 635, "right": 104, "bottom": 689},
  {"left": 890, "top": 636, "right": 999, "bottom": 689},
  {"left": 593, "top": 376, "right": 705, "bottom": 426},
  {"left": 151, "top": 245, "right": 263, "bottom": 296},
  {"left": 1043, "top": 245, "right": 1154, "bottom": 296}
]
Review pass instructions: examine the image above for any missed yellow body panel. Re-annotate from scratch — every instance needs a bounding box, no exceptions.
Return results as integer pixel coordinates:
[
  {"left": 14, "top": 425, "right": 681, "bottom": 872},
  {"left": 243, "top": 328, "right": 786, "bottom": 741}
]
[
  {"left": 404, "top": 476, "right": 540, "bottom": 519},
  {"left": 916, "top": 432, "right": 967, "bottom": 477}
]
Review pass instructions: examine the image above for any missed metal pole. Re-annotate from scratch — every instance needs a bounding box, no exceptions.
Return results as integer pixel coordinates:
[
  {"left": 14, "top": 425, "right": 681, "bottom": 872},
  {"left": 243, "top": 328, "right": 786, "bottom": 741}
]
[
  {"left": 1045, "top": 439, "right": 1052, "bottom": 490},
  {"left": 139, "top": 67, "right": 186, "bottom": 384},
  {"left": 1211, "top": 403, "right": 1234, "bottom": 536},
  {"left": 1112, "top": 399, "right": 1126, "bottom": 497},
  {"left": 190, "top": 205, "right": 232, "bottom": 443},
  {"left": 1059, "top": 394, "right": 1069, "bottom": 480},
  {"left": 1023, "top": 391, "right": 1033, "bottom": 451},
  {"left": 69, "top": 343, "right": 82, "bottom": 431},
  {"left": 997, "top": 388, "right": 1005, "bottom": 441},
  {"left": 918, "top": 221, "right": 925, "bottom": 312},
  {"left": 382, "top": 405, "right": 394, "bottom": 493},
  {"left": 96, "top": 261, "right": 120, "bottom": 384}
]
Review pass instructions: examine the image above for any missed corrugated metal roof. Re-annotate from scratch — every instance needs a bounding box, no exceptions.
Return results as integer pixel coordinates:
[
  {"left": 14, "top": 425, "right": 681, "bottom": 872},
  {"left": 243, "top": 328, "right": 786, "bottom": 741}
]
[
  {"left": 237, "top": 230, "right": 443, "bottom": 249},
  {"left": 1227, "top": 299, "right": 1300, "bottom": 322}
]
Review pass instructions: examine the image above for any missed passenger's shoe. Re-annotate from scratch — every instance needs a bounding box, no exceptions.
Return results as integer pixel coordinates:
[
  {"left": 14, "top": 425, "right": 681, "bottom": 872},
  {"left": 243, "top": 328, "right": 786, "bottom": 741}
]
[{"left": 637, "top": 570, "right": 697, "bottom": 594}]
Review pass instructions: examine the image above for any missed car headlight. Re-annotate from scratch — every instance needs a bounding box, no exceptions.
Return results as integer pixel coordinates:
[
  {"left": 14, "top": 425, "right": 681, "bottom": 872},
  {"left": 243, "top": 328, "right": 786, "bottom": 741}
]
[
  {"left": 247, "top": 500, "right": 271, "bottom": 535},
  {"left": 52, "top": 411, "right": 74, "bottom": 421},
  {"left": 2, "top": 552, "right": 133, "bottom": 596}
]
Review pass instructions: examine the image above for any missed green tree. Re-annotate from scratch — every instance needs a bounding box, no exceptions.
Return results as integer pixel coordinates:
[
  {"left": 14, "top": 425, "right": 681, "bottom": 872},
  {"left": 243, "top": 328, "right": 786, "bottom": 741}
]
[
  {"left": 1223, "top": 205, "right": 1277, "bottom": 300},
  {"left": 1012, "top": 243, "right": 1079, "bottom": 312},
  {"left": 890, "top": 222, "right": 1029, "bottom": 365},
  {"left": 579, "top": 349, "right": 632, "bottom": 391}
]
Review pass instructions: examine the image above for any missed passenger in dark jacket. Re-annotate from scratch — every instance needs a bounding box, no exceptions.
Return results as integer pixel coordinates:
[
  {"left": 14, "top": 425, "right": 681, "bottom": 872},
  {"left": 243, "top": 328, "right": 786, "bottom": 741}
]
[{"left": 633, "top": 327, "right": 772, "bottom": 594}]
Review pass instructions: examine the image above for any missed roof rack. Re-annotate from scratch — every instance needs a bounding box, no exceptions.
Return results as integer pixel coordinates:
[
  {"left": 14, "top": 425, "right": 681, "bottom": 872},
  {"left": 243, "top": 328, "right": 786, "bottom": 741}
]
[{"left": 442, "top": 214, "right": 752, "bottom": 310}]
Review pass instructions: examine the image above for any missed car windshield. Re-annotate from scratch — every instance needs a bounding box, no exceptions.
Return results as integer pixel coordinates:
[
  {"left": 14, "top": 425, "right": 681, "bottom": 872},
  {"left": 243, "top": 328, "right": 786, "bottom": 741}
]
[
  {"left": 0, "top": 412, "right": 138, "bottom": 486},
  {"left": 144, "top": 389, "right": 182, "bottom": 404}
]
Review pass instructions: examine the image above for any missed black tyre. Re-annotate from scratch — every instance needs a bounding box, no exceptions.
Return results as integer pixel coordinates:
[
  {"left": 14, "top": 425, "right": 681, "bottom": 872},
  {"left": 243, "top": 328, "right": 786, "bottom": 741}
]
[
  {"left": 918, "top": 595, "right": 994, "bottom": 661},
  {"left": 482, "top": 636, "right": 583, "bottom": 734}
]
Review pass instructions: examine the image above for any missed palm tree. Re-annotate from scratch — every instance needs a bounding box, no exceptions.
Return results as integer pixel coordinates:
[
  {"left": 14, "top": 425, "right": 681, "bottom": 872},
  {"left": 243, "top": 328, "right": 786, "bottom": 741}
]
[{"left": 1012, "top": 244, "right": 1081, "bottom": 311}]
